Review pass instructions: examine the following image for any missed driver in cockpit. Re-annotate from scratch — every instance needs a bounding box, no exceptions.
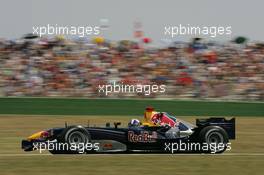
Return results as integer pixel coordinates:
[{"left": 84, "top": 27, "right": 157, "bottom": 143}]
[{"left": 129, "top": 107, "right": 180, "bottom": 138}]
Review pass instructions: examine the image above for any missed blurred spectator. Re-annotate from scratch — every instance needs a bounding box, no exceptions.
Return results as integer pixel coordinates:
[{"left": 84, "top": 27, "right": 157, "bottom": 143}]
[{"left": 0, "top": 36, "right": 263, "bottom": 101}]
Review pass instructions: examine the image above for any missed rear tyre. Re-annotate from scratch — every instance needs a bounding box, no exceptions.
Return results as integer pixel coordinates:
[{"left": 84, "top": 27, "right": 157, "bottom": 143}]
[{"left": 199, "top": 126, "right": 229, "bottom": 153}]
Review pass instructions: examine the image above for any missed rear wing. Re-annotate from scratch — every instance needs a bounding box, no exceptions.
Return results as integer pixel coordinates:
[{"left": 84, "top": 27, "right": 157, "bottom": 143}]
[{"left": 196, "top": 117, "right": 236, "bottom": 139}]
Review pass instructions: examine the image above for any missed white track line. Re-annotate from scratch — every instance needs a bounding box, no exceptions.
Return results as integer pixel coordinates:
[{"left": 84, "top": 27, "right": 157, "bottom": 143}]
[
  {"left": 1, "top": 153, "right": 264, "bottom": 157},
  {"left": 0, "top": 154, "right": 51, "bottom": 157}
]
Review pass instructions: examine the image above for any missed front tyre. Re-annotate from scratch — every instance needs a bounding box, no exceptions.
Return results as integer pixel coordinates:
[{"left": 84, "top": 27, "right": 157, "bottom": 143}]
[{"left": 49, "top": 126, "right": 91, "bottom": 154}]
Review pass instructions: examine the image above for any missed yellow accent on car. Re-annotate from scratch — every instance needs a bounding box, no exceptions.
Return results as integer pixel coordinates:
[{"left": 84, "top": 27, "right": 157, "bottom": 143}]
[
  {"left": 27, "top": 131, "right": 44, "bottom": 141},
  {"left": 143, "top": 110, "right": 158, "bottom": 126},
  {"left": 142, "top": 122, "right": 157, "bottom": 127}
]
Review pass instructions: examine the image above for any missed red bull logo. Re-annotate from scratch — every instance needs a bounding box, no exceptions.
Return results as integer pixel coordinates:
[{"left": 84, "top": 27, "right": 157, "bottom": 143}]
[{"left": 128, "top": 131, "right": 157, "bottom": 143}]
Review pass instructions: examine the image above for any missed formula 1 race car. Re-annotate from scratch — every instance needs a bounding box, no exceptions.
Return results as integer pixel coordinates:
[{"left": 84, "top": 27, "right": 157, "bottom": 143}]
[{"left": 21, "top": 113, "right": 236, "bottom": 154}]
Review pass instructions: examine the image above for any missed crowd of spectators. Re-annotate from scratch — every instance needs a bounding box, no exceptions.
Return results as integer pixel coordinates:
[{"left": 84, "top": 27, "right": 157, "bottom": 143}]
[{"left": 0, "top": 36, "right": 263, "bottom": 101}]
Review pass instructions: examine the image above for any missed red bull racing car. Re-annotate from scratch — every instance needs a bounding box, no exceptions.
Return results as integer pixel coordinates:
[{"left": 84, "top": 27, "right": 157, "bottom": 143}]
[{"left": 22, "top": 109, "right": 235, "bottom": 154}]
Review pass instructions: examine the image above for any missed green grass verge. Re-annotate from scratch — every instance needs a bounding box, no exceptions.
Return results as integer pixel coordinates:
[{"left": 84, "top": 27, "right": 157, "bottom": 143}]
[
  {"left": 1, "top": 155, "right": 263, "bottom": 175},
  {"left": 0, "top": 98, "right": 263, "bottom": 116}
]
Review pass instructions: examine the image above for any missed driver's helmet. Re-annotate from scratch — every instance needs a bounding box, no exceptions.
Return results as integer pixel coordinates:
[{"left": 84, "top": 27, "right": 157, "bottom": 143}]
[{"left": 129, "top": 119, "right": 141, "bottom": 127}]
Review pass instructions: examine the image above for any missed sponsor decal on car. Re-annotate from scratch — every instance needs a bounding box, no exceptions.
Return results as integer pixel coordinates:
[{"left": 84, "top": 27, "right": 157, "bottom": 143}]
[{"left": 128, "top": 131, "right": 157, "bottom": 143}]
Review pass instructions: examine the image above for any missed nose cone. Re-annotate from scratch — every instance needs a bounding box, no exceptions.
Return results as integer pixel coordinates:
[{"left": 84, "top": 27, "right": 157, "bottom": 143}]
[{"left": 27, "top": 131, "right": 45, "bottom": 141}]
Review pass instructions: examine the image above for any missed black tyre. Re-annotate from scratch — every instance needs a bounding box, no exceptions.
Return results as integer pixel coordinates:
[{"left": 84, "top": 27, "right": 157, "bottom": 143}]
[
  {"left": 199, "top": 126, "right": 229, "bottom": 153},
  {"left": 49, "top": 126, "right": 91, "bottom": 154}
]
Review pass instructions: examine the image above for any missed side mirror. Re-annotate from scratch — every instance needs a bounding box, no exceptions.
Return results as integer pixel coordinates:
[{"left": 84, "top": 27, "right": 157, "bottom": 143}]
[
  {"left": 106, "top": 122, "right": 110, "bottom": 127},
  {"left": 114, "top": 122, "right": 121, "bottom": 129}
]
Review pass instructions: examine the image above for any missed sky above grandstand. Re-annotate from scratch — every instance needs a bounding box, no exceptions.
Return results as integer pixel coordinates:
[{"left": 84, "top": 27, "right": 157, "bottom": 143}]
[{"left": 0, "top": 0, "right": 263, "bottom": 44}]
